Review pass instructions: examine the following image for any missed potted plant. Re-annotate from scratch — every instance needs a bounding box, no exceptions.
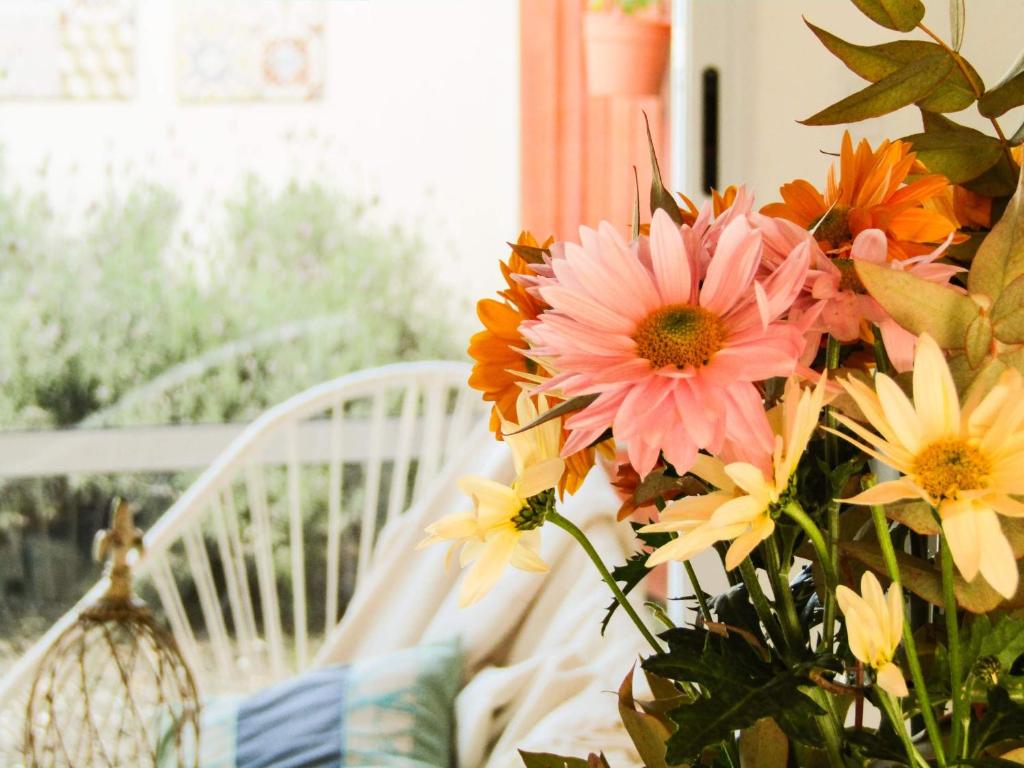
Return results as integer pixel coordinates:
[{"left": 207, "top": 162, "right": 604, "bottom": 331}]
[{"left": 583, "top": 0, "right": 671, "bottom": 97}]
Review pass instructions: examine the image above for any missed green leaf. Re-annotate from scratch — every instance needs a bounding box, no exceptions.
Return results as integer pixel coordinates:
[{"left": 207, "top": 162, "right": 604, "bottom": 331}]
[
  {"left": 963, "top": 615, "right": 1024, "bottom": 683},
  {"left": 618, "top": 668, "right": 678, "bottom": 768},
  {"left": 972, "top": 687, "right": 1024, "bottom": 755},
  {"left": 903, "top": 127, "right": 1003, "bottom": 183},
  {"left": 645, "top": 112, "right": 684, "bottom": 226},
  {"left": 504, "top": 394, "right": 598, "bottom": 435},
  {"left": 970, "top": 164, "right": 1024, "bottom": 303},
  {"left": 519, "top": 751, "right": 590, "bottom": 768},
  {"left": 992, "top": 274, "right": 1024, "bottom": 343},
  {"left": 948, "top": 0, "right": 965, "bottom": 51},
  {"left": 645, "top": 628, "right": 824, "bottom": 764},
  {"left": 602, "top": 524, "right": 673, "bottom": 634},
  {"left": 802, "top": 53, "right": 953, "bottom": 125},
  {"left": 849, "top": 0, "right": 925, "bottom": 32},
  {"left": 979, "top": 51, "right": 1024, "bottom": 118},
  {"left": 965, "top": 314, "right": 994, "bottom": 368},
  {"left": 964, "top": 154, "right": 1021, "bottom": 198},
  {"left": 507, "top": 241, "right": 551, "bottom": 265},
  {"left": 739, "top": 718, "right": 788, "bottom": 768},
  {"left": 885, "top": 500, "right": 940, "bottom": 535},
  {"left": 856, "top": 260, "right": 980, "bottom": 350},
  {"left": 806, "top": 24, "right": 980, "bottom": 113}
]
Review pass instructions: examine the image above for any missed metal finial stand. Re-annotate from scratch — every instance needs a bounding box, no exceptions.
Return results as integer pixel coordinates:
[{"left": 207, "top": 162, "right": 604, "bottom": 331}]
[{"left": 24, "top": 499, "right": 201, "bottom": 767}]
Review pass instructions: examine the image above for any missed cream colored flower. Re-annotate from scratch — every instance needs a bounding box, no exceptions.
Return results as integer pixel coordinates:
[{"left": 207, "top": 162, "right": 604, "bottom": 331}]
[
  {"left": 644, "top": 374, "right": 828, "bottom": 570},
  {"left": 834, "top": 333, "right": 1024, "bottom": 599},
  {"left": 418, "top": 391, "right": 565, "bottom": 606},
  {"left": 837, "top": 572, "right": 908, "bottom": 697}
]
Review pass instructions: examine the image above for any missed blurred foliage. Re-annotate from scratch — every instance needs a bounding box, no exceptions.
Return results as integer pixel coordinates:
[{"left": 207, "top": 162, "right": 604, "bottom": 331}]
[{"left": 0, "top": 159, "right": 459, "bottom": 631}]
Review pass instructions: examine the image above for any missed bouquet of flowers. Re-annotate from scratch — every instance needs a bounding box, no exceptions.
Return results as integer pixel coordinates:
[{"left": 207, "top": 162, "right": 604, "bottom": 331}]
[{"left": 423, "top": 1, "right": 1024, "bottom": 765}]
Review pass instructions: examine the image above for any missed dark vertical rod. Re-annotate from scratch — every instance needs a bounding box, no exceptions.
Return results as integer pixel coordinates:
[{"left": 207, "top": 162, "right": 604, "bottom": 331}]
[{"left": 701, "top": 67, "right": 720, "bottom": 193}]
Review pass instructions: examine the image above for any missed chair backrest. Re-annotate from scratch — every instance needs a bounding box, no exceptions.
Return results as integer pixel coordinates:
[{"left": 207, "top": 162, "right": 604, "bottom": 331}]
[{"left": 0, "top": 361, "right": 486, "bottom": 756}]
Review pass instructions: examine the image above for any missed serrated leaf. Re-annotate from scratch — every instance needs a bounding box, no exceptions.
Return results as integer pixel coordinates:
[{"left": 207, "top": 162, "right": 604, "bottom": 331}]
[
  {"left": 519, "top": 751, "right": 591, "bottom": 768},
  {"left": 802, "top": 53, "right": 953, "bottom": 125},
  {"left": 949, "top": 0, "right": 965, "bottom": 51},
  {"left": 965, "top": 315, "right": 994, "bottom": 368},
  {"left": 850, "top": 0, "right": 925, "bottom": 32},
  {"left": 739, "top": 718, "right": 788, "bottom": 768},
  {"left": 904, "top": 127, "right": 1003, "bottom": 183},
  {"left": 856, "top": 260, "right": 980, "bottom": 350},
  {"left": 602, "top": 524, "right": 673, "bottom": 634},
  {"left": 979, "top": 51, "right": 1024, "bottom": 118},
  {"left": 645, "top": 112, "right": 683, "bottom": 226},
  {"left": 970, "top": 164, "right": 1024, "bottom": 302},
  {"left": 645, "top": 628, "right": 823, "bottom": 764},
  {"left": 807, "top": 25, "right": 979, "bottom": 113},
  {"left": 992, "top": 273, "right": 1024, "bottom": 343},
  {"left": 618, "top": 668, "right": 677, "bottom": 768}
]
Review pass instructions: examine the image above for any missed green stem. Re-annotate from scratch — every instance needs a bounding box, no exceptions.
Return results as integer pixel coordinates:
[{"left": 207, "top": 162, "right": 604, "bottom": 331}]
[
  {"left": 878, "top": 690, "right": 930, "bottom": 768},
  {"left": 738, "top": 558, "right": 787, "bottom": 653},
  {"left": 764, "top": 535, "right": 804, "bottom": 651},
  {"left": 871, "top": 323, "right": 892, "bottom": 377},
  {"left": 940, "top": 536, "right": 966, "bottom": 759},
  {"left": 869, "top": 504, "right": 947, "bottom": 767},
  {"left": 823, "top": 335, "right": 841, "bottom": 652},
  {"left": 783, "top": 500, "right": 839, "bottom": 593},
  {"left": 546, "top": 508, "right": 663, "bottom": 654},
  {"left": 684, "top": 560, "right": 713, "bottom": 623},
  {"left": 806, "top": 686, "right": 847, "bottom": 768}
]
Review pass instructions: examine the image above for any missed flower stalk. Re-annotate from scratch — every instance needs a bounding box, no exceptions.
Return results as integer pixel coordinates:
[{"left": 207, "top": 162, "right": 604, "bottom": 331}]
[
  {"left": 822, "top": 334, "right": 841, "bottom": 652},
  {"left": 940, "top": 535, "right": 966, "bottom": 759},
  {"left": 546, "top": 508, "right": 663, "bottom": 654},
  {"left": 869, "top": 503, "right": 947, "bottom": 767}
]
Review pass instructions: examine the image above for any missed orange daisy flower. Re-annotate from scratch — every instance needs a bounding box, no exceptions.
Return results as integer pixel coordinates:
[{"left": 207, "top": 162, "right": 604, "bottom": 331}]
[
  {"left": 467, "top": 232, "right": 608, "bottom": 495},
  {"left": 761, "top": 131, "right": 958, "bottom": 260},
  {"left": 467, "top": 232, "right": 550, "bottom": 430}
]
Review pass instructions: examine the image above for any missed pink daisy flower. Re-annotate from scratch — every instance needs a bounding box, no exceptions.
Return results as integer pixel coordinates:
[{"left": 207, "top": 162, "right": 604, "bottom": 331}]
[
  {"left": 522, "top": 208, "right": 810, "bottom": 478},
  {"left": 807, "top": 229, "right": 962, "bottom": 372}
]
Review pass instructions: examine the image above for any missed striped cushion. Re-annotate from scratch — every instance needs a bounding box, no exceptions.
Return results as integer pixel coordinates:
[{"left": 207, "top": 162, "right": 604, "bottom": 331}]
[{"left": 161, "top": 642, "right": 461, "bottom": 768}]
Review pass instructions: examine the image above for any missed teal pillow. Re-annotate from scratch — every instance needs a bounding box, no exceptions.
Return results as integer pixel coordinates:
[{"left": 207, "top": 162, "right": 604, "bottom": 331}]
[{"left": 160, "top": 641, "right": 462, "bottom": 768}]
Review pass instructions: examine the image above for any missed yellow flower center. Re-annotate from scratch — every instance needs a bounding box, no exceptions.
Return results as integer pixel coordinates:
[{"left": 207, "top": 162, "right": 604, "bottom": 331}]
[
  {"left": 813, "top": 205, "right": 852, "bottom": 246},
  {"left": 913, "top": 439, "right": 991, "bottom": 500},
  {"left": 633, "top": 304, "right": 727, "bottom": 370}
]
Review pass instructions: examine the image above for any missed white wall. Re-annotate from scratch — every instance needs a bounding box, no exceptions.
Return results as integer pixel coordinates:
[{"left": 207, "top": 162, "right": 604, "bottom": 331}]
[
  {"left": 678, "top": 0, "right": 1024, "bottom": 204},
  {"left": 0, "top": 0, "right": 520, "bottom": 329}
]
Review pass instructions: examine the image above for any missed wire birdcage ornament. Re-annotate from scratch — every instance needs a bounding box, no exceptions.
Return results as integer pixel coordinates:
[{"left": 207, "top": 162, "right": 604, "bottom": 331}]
[{"left": 23, "top": 500, "right": 201, "bottom": 767}]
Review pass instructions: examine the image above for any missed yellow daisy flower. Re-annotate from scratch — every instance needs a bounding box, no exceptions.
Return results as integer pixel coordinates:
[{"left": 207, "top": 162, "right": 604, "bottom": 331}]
[
  {"left": 837, "top": 572, "right": 908, "bottom": 697},
  {"left": 834, "top": 333, "right": 1024, "bottom": 600},
  {"left": 418, "top": 391, "right": 565, "bottom": 606},
  {"left": 644, "top": 375, "right": 828, "bottom": 570}
]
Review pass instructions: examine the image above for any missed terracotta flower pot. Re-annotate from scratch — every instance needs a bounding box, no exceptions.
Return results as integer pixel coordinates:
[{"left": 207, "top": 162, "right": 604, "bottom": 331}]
[{"left": 583, "top": 10, "right": 671, "bottom": 97}]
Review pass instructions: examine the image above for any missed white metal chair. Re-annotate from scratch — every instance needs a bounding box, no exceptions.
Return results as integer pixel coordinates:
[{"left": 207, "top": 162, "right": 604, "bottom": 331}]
[{"left": 0, "top": 361, "right": 486, "bottom": 757}]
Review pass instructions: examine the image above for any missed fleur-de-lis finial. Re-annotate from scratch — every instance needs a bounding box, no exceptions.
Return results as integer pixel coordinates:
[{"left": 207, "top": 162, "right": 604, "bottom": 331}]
[{"left": 92, "top": 498, "right": 144, "bottom": 604}]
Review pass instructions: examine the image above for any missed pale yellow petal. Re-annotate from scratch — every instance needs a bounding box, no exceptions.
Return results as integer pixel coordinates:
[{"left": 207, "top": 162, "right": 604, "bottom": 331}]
[
  {"left": 689, "top": 454, "right": 735, "bottom": 491},
  {"left": 724, "top": 518, "right": 775, "bottom": 570},
  {"left": 841, "top": 375, "right": 900, "bottom": 446},
  {"left": 860, "top": 572, "right": 890, "bottom": 645},
  {"left": 885, "top": 582, "right": 905, "bottom": 652},
  {"left": 987, "top": 493, "right": 1024, "bottom": 518},
  {"left": 876, "top": 374, "right": 924, "bottom": 454},
  {"left": 876, "top": 662, "right": 909, "bottom": 698},
  {"left": 510, "top": 534, "right": 550, "bottom": 574},
  {"left": 975, "top": 508, "right": 1019, "bottom": 600},
  {"left": 841, "top": 478, "right": 924, "bottom": 506},
  {"left": 459, "top": 532, "right": 519, "bottom": 606},
  {"left": 420, "top": 510, "right": 478, "bottom": 547},
  {"left": 516, "top": 457, "right": 565, "bottom": 498},
  {"left": 722, "top": 463, "right": 773, "bottom": 504},
  {"left": 912, "top": 333, "right": 960, "bottom": 442},
  {"left": 710, "top": 494, "right": 765, "bottom": 526},
  {"left": 942, "top": 509, "right": 981, "bottom": 583},
  {"left": 645, "top": 521, "right": 747, "bottom": 567}
]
